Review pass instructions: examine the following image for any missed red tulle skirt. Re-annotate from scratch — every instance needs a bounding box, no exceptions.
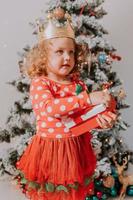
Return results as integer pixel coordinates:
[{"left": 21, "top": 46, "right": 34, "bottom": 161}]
[{"left": 16, "top": 132, "right": 96, "bottom": 200}]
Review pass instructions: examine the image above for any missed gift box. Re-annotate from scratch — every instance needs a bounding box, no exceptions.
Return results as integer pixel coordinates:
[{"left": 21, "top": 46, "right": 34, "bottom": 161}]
[
  {"left": 62, "top": 98, "right": 116, "bottom": 136},
  {"left": 62, "top": 104, "right": 106, "bottom": 128},
  {"left": 71, "top": 109, "right": 110, "bottom": 136}
]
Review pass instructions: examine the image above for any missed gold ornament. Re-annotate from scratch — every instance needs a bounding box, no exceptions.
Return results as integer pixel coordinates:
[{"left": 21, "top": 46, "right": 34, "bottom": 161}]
[
  {"left": 37, "top": 8, "right": 75, "bottom": 42},
  {"left": 118, "top": 88, "right": 126, "bottom": 100},
  {"left": 103, "top": 175, "right": 115, "bottom": 188},
  {"left": 53, "top": 7, "right": 65, "bottom": 19}
]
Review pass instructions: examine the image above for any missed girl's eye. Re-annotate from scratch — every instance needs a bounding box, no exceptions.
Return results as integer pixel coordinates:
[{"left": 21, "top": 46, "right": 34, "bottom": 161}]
[
  {"left": 69, "top": 50, "right": 75, "bottom": 55},
  {"left": 56, "top": 50, "right": 63, "bottom": 55}
]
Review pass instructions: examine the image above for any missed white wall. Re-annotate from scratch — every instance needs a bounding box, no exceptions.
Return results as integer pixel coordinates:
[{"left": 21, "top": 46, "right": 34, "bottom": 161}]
[{"left": 0, "top": 0, "right": 133, "bottom": 149}]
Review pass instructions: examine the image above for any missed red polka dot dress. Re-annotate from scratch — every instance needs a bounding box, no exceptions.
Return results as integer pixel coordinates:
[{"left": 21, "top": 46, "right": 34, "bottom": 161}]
[{"left": 16, "top": 75, "right": 96, "bottom": 200}]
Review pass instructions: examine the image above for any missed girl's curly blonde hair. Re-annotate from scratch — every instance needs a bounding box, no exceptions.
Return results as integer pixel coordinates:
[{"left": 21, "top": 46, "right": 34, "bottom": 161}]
[{"left": 20, "top": 39, "right": 88, "bottom": 79}]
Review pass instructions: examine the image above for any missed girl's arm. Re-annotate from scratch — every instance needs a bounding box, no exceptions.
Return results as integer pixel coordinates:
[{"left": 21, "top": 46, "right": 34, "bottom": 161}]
[{"left": 30, "top": 78, "right": 92, "bottom": 118}]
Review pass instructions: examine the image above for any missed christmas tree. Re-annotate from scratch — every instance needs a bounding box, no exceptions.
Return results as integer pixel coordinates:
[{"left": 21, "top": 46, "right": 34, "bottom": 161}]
[{"left": 0, "top": 0, "right": 133, "bottom": 199}]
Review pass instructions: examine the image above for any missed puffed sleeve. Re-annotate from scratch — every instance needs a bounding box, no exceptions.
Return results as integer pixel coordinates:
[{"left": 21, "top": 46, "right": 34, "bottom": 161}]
[{"left": 30, "top": 77, "right": 92, "bottom": 118}]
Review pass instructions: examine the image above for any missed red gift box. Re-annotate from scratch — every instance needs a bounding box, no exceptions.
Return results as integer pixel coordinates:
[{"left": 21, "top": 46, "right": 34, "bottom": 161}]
[{"left": 62, "top": 97, "right": 116, "bottom": 136}]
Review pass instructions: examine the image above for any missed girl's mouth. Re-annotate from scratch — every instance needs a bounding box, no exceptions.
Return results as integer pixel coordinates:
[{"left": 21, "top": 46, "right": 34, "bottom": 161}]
[{"left": 61, "top": 64, "right": 70, "bottom": 67}]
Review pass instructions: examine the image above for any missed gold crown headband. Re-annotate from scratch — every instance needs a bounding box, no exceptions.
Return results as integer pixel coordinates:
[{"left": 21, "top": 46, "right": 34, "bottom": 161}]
[{"left": 37, "top": 8, "right": 75, "bottom": 42}]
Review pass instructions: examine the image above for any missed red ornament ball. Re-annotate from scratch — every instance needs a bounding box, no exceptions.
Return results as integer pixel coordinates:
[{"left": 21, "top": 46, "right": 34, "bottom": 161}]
[
  {"left": 22, "top": 188, "right": 27, "bottom": 194},
  {"left": 96, "top": 191, "right": 103, "bottom": 198},
  {"left": 16, "top": 161, "right": 20, "bottom": 167}
]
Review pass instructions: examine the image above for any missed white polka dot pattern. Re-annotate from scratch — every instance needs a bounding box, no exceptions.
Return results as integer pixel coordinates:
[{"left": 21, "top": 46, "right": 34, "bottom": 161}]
[
  {"left": 41, "top": 122, "right": 46, "bottom": 128},
  {"left": 41, "top": 112, "right": 46, "bottom": 116},
  {"left": 47, "top": 117, "right": 54, "bottom": 121},
  {"left": 54, "top": 114, "right": 60, "bottom": 118},
  {"left": 47, "top": 106, "right": 52, "bottom": 113},
  {"left": 48, "top": 128, "right": 54, "bottom": 133},
  {"left": 60, "top": 105, "right": 66, "bottom": 111},
  {"left": 68, "top": 97, "right": 73, "bottom": 102},
  {"left": 39, "top": 102, "right": 43, "bottom": 108},
  {"left": 60, "top": 91, "right": 65, "bottom": 97},
  {"left": 54, "top": 99, "right": 60, "bottom": 104},
  {"left": 56, "top": 122, "right": 62, "bottom": 127},
  {"left": 30, "top": 77, "right": 89, "bottom": 138},
  {"left": 56, "top": 134, "right": 62, "bottom": 138},
  {"left": 42, "top": 94, "right": 47, "bottom": 99},
  {"left": 64, "top": 127, "right": 69, "bottom": 133}
]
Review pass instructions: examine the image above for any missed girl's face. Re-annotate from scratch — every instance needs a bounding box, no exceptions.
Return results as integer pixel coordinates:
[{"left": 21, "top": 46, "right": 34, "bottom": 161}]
[{"left": 46, "top": 38, "right": 75, "bottom": 80}]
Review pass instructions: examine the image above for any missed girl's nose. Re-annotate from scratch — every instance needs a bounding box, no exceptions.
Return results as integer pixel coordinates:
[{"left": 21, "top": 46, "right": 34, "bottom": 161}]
[{"left": 64, "top": 52, "right": 70, "bottom": 61}]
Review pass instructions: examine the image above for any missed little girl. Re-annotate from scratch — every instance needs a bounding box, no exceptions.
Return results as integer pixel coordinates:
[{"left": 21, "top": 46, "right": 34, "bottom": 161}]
[{"left": 16, "top": 8, "right": 116, "bottom": 200}]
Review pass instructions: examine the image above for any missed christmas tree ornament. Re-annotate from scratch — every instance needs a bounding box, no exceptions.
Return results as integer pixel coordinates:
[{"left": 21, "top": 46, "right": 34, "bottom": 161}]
[
  {"left": 16, "top": 161, "right": 20, "bottom": 168},
  {"left": 113, "top": 155, "right": 133, "bottom": 199},
  {"left": 110, "top": 187, "right": 117, "bottom": 197},
  {"left": 53, "top": 7, "right": 65, "bottom": 19},
  {"left": 22, "top": 188, "right": 26, "bottom": 194},
  {"left": 96, "top": 191, "right": 103, "bottom": 198},
  {"left": 127, "top": 185, "right": 133, "bottom": 196},
  {"left": 109, "top": 53, "right": 122, "bottom": 61},
  {"left": 118, "top": 88, "right": 126, "bottom": 100},
  {"left": 97, "top": 52, "right": 107, "bottom": 64},
  {"left": 101, "top": 193, "right": 108, "bottom": 200},
  {"left": 95, "top": 179, "right": 103, "bottom": 187},
  {"left": 116, "top": 55, "right": 122, "bottom": 61},
  {"left": 91, "top": 196, "right": 99, "bottom": 200},
  {"left": 87, "top": 187, "right": 95, "bottom": 196},
  {"left": 109, "top": 53, "right": 116, "bottom": 60},
  {"left": 85, "top": 196, "right": 91, "bottom": 200},
  {"left": 103, "top": 175, "right": 115, "bottom": 188}
]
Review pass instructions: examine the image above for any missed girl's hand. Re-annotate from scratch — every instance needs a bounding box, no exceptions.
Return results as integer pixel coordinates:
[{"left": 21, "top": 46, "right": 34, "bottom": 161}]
[
  {"left": 96, "top": 111, "right": 117, "bottom": 129},
  {"left": 89, "top": 90, "right": 111, "bottom": 107}
]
